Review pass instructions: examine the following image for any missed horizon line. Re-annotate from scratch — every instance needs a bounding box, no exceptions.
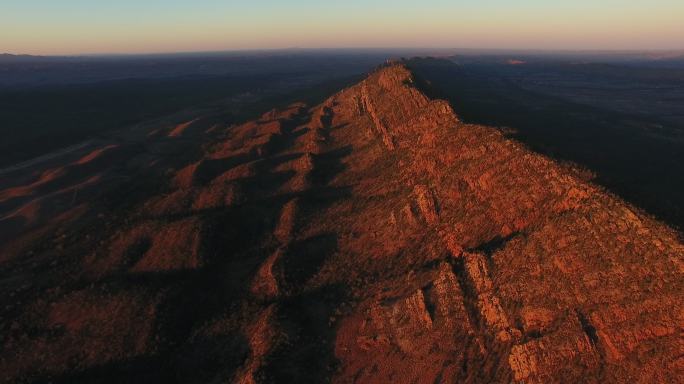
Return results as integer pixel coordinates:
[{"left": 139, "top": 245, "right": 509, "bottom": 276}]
[{"left": 3, "top": 46, "right": 684, "bottom": 58}]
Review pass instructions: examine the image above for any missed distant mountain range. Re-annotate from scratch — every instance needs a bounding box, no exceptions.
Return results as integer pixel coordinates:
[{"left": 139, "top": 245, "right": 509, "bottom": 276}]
[
  {"left": 0, "top": 53, "right": 75, "bottom": 63},
  {"left": 3, "top": 49, "right": 683, "bottom": 62}
]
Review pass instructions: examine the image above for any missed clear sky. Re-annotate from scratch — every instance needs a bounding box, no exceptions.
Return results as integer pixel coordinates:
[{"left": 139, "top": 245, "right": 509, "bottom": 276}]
[{"left": 2, "top": 0, "right": 683, "bottom": 55}]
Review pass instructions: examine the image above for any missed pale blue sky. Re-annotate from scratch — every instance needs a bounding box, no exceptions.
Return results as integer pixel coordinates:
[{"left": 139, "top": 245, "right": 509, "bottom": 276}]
[{"left": 2, "top": 0, "right": 683, "bottom": 55}]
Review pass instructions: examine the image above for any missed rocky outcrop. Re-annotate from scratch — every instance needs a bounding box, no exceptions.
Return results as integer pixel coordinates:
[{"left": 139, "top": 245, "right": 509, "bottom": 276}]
[
  {"left": 508, "top": 315, "right": 601, "bottom": 383},
  {"left": 413, "top": 184, "right": 439, "bottom": 224},
  {"left": 462, "top": 252, "right": 518, "bottom": 343},
  {"left": 360, "top": 82, "right": 395, "bottom": 150},
  {"left": 336, "top": 262, "right": 480, "bottom": 383}
]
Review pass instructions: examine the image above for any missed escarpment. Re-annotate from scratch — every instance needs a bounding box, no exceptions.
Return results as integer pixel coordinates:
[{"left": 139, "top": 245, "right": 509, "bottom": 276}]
[{"left": 0, "top": 64, "right": 681, "bottom": 383}]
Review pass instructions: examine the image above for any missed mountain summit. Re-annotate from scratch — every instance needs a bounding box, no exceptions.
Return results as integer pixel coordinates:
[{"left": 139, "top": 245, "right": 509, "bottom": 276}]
[{"left": 0, "top": 64, "right": 681, "bottom": 383}]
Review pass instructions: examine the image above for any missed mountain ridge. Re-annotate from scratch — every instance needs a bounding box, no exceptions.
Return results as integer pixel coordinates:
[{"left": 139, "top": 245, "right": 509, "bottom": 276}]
[{"left": 0, "top": 63, "right": 681, "bottom": 383}]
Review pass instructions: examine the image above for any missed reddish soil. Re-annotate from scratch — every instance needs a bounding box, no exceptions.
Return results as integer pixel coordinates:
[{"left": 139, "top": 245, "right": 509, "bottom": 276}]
[{"left": 0, "top": 64, "right": 681, "bottom": 383}]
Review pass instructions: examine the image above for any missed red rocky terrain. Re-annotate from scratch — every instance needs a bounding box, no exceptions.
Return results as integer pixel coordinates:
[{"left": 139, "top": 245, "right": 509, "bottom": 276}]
[{"left": 0, "top": 63, "right": 682, "bottom": 383}]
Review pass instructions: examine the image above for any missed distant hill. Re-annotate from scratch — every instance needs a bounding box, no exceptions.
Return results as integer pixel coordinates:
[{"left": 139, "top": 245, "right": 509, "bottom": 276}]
[{"left": 0, "top": 53, "right": 49, "bottom": 62}]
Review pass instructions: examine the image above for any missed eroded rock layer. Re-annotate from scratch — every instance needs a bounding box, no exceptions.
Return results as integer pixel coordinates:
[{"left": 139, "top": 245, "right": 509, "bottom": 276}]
[{"left": 0, "top": 64, "right": 681, "bottom": 383}]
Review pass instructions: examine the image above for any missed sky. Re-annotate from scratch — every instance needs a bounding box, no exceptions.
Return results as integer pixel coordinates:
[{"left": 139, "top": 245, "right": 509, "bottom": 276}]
[{"left": 2, "top": 0, "right": 684, "bottom": 55}]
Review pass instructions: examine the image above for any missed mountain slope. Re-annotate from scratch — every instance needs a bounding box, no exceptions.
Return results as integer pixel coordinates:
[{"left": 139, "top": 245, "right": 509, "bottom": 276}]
[{"left": 0, "top": 64, "right": 682, "bottom": 383}]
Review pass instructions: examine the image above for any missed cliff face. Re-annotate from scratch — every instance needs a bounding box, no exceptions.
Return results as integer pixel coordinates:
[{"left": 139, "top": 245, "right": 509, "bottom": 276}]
[{"left": 0, "top": 64, "right": 682, "bottom": 383}]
